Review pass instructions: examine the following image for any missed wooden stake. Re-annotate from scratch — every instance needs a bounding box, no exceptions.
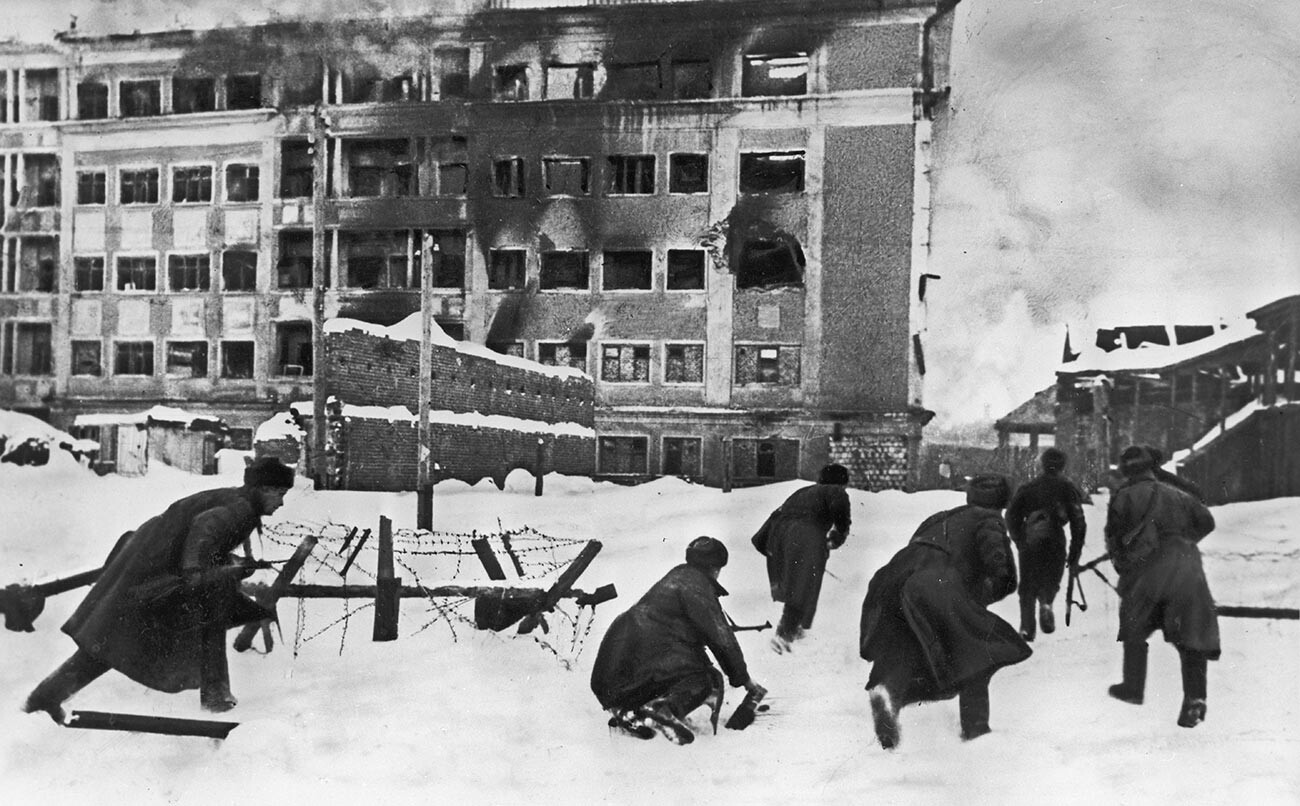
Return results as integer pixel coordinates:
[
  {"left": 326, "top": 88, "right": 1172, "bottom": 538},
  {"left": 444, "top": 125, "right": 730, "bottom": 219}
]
[
  {"left": 373, "top": 516, "right": 399, "bottom": 641},
  {"left": 233, "top": 534, "right": 318, "bottom": 652},
  {"left": 471, "top": 537, "right": 507, "bottom": 581},
  {"left": 518, "top": 540, "right": 602, "bottom": 634}
]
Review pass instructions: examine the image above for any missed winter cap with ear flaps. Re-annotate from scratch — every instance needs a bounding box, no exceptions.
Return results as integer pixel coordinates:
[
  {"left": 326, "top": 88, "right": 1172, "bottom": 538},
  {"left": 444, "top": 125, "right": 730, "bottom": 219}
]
[
  {"left": 685, "top": 536, "right": 728, "bottom": 569},
  {"left": 243, "top": 457, "right": 296, "bottom": 489},
  {"left": 818, "top": 463, "right": 850, "bottom": 485},
  {"left": 1041, "top": 448, "right": 1067, "bottom": 472},
  {"left": 966, "top": 474, "right": 1011, "bottom": 509},
  {"left": 1120, "top": 445, "right": 1156, "bottom": 477}
]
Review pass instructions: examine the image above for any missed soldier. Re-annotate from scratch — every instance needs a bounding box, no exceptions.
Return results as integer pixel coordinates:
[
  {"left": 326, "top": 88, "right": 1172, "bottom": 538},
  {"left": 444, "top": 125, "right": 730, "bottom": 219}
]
[
  {"left": 1005, "top": 448, "right": 1088, "bottom": 640},
  {"left": 860, "top": 474, "right": 1031, "bottom": 749},
  {"left": 1105, "top": 445, "right": 1218, "bottom": 728},
  {"left": 590, "top": 537, "right": 763, "bottom": 745},
  {"left": 22, "top": 457, "right": 294, "bottom": 722}
]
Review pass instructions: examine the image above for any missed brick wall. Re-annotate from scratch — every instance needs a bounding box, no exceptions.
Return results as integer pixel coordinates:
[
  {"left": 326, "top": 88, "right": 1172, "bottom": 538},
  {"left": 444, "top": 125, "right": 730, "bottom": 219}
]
[{"left": 829, "top": 434, "right": 909, "bottom": 492}]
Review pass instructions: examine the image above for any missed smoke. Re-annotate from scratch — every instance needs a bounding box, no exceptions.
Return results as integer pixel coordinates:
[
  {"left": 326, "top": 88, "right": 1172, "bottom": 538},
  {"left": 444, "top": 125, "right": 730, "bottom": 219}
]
[{"left": 926, "top": 0, "right": 1300, "bottom": 429}]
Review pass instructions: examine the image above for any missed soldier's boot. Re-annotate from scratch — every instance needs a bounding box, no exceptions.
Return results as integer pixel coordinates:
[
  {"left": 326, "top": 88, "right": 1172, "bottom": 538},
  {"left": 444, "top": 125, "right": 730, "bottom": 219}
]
[
  {"left": 1177, "top": 648, "right": 1208, "bottom": 728},
  {"left": 199, "top": 625, "right": 237, "bottom": 713},
  {"left": 23, "top": 649, "right": 110, "bottom": 724},
  {"left": 867, "top": 684, "right": 900, "bottom": 750},
  {"left": 1018, "top": 596, "right": 1037, "bottom": 642},
  {"left": 635, "top": 697, "right": 695, "bottom": 745},
  {"left": 1108, "top": 641, "right": 1148, "bottom": 705},
  {"left": 959, "top": 676, "right": 992, "bottom": 741},
  {"left": 1038, "top": 600, "right": 1056, "bottom": 634}
]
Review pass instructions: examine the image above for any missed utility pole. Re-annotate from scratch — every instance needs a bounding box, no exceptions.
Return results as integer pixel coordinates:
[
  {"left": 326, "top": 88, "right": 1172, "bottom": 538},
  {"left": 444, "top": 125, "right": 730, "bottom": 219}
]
[
  {"left": 310, "top": 105, "right": 328, "bottom": 489},
  {"left": 417, "top": 234, "right": 438, "bottom": 528}
]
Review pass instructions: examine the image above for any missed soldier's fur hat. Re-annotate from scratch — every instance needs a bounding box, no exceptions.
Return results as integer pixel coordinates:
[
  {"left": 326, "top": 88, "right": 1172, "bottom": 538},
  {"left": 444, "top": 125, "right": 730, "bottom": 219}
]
[
  {"left": 966, "top": 474, "right": 1011, "bottom": 509},
  {"left": 818, "top": 463, "right": 850, "bottom": 485},
  {"left": 244, "top": 456, "right": 296, "bottom": 489},
  {"left": 1041, "top": 447, "right": 1067, "bottom": 472},
  {"left": 685, "top": 536, "right": 729, "bottom": 570},
  {"left": 1119, "top": 445, "right": 1155, "bottom": 477}
]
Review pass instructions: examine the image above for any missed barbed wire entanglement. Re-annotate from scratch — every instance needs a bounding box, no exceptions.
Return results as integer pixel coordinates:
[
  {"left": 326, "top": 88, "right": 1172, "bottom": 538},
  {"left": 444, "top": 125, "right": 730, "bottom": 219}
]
[{"left": 253, "top": 521, "right": 600, "bottom": 669}]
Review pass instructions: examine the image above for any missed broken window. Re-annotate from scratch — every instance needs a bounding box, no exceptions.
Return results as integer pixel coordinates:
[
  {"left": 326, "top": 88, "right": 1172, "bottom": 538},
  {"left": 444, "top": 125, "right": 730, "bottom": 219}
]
[
  {"left": 436, "top": 48, "right": 470, "bottom": 99},
  {"left": 601, "top": 343, "right": 650, "bottom": 382},
  {"left": 1, "top": 322, "right": 52, "bottom": 375},
  {"left": 25, "top": 69, "right": 59, "bottom": 121},
  {"left": 731, "top": 438, "right": 799, "bottom": 480},
  {"left": 276, "top": 230, "right": 314, "bottom": 288},
  {"left": 279, "top": 140, "right": 313, "bottom": 199},
  {"left": 422, "top": 229, "right": 466, "bottom": 289},
  {"left": 604, "top": 63, "right": 659, "bottom": 100},
  {"left": 494, "top": 64, "right": 529, "bottom": 101},
  {"left": 342, "top": 230, "right": 405, "bottom": 289},
  {"left": 344, "top": 67, "right": 413, "bottom": 104},
  {"left": 275, "top": 322, "right": 312, "bottom": 376},
  {"left": 77, "top": 82, "right": 109, "bottom": 119},
  {"left": 538, "top": 342, "right": 587, "bottom": 371},
  {"left": 662, "top": 436, "right": 701, "bottom": 477},
  {"left": 493, "top": 157, "right": 526, "bottom": 198},
  {"left": 172, "top": 77, "right": 216, "bottom": 114},
  {"left": 740, "top": 151, "right": 805, "bottom": 194},
  {"left": 602, "top": 250, "right": 652, "bottom": 291},
  {"left": 664, "top": 343, "right": 704, "bottom": 383},
  {"left": 220, "top": 340, "right": 254, "bottom": 379},
  {"left": 71, "top": 340, "right": 102, "bottom": 376},
  {"left": 488, "top": 341, "right": 524, "bottom": 358},
  {"left": 669, "top": 153, "right": 708, "bottom": 194},
  {"left": 116, "top": 256, "right": 157, "bottom": 291},
  {"left": 423, "top": 135, "right": 468, "bottom": 197},
  {"left": 489, "top": 249, "right": 527, "bottom": 290},
  {"left": 165, "top": 341, "right": 208, "bottom": 377},
  {"left": 77, "top": 170, "right": 106, "bottom": 205},
  {"left": 172, "top": 165, "right": 213, "bottom": 203},
  {"left": 221, "top": 250, "right": 257, "bottom": 291},
  {"left": 225, "top": 164, "right": 259, "bottom": 202},
  {"left": 113, "top": 341, "right": 154, "bottom": 376},
  {"left": 74, "top": 256, "right": 105, "bottom": 291},
  {"left": 734, "top": 344, "right": 801, "bottom": 386},
  {"left": 167, "top": 253, "right": 210, "bottom": 292},
  {"left": 670, "top": 59, "right": 711, "bottom": 100},
  {"left": 666, "top": 249, "right": 705, "bottom": 291},
  {"left": 737, "top": 238, "right": 804, "bottom": 288},
  {"left": 598, "top": 435, "right": 648, "bottom": 475},
  {"left": 120, "top": 168, "right": 159, "bottom": 204},
  {"left": 545, "top": 63, "right": 595, "bottom": 99},
  {"left": 226, "top": 74, "right": 262, "bottom": 109},
  {"left": 543, "top": 157, "right": 590, "bottom": 196},
  {"left": 539, "top": 250, "right": 589, "bottom": 290},
  {"left": 742, "top": 52, "right": 808, "bottom": 97},
  {"left": 345, "top": 139, "right": 414, "bottom": 198},
  {"left": 17, "top": 237, "right": 58, "bottom": 292},
  {"left": 607, "top": 155, "right": 655, "bottom": 194},
  {"left": 120, "top": 79, "right": 161, "bottom": 117},
  {"left": 24, "top": 155, "right": 60, "bottom": 207}
]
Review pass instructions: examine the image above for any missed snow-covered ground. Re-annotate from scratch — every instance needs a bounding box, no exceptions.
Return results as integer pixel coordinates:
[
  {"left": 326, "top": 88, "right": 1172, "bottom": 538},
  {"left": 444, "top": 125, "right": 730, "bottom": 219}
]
[{"left": 1, "top": 448, "right": 1297, "bottom": 805}]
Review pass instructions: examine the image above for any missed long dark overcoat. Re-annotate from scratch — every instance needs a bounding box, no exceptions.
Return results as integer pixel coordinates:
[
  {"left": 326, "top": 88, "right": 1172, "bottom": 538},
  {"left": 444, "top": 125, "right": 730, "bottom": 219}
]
[
  {"left": 63, "top": 487, "right": 269, "bottom": 692},
  {"left": 590, "top": 563, "right": 749, "bottom": 711},
  {"left": 860, "top": 504, "right": 1031, "bottom": 702},
  {"left": 758, "top": 483, "right": 851, "bottom": 629},
  {"left": 1104, "top": 474, "right": 1220, "bottom": 657},
  {"left": 1005, "top": 473, "right": 1088, "bottom": 598}
]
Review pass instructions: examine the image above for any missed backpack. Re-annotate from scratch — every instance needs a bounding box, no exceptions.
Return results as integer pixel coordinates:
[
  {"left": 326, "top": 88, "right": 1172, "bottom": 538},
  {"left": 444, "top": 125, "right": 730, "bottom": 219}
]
[{"left": 1023, "top": 508, "right": 1055, "bottom": 549}]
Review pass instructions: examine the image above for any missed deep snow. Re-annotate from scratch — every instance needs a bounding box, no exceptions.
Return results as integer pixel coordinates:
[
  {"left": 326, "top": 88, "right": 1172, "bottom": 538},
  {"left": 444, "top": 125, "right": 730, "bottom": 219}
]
[{"left": 1, "top": 450, "right": 1297, "bottom": 805}]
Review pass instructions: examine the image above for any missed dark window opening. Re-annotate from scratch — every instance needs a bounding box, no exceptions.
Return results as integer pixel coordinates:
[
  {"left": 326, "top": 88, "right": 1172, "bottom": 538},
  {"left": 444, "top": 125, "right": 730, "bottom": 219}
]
[
  {"left": 77, "top": 171, "right": 106, "bottom": 205},
  {"left": 666, "top": 249, "right": 705, "bottom": 290},
  {"left": 742, "top": 52, "right": 808, "bottom": 97},
  {"left": 77, "top": 82, "right": 109, "bottom": 119},
  {"left": 343, "top": 231, "right": 407, "bottom": 289},
  {"left": 119, "top": 168, "right": 159, "bottom": 204},
  {"left": 437, "top": 48, "right": 470, "bottom": 99},
  {"left": 604, "top": 63, "right": 659, "bottom": 100},
  {"left": 731, "top": 438, "right": 799, "bottom": 480},
  {"left": 438, "top": 163, "right": 468, "bottom": 196},
  {"left": 345, "top": 70, "right": 412, "bottom": 104},
  {"left": 345, "top": 139, "right": 414, "bottom": 198},
  {"left": 737, "top": 238, "right": 804, "bottom": 288},
  {"left": 602, "top": 250, "right": 652, "bottom": 290},
  {"left": 225, "top": 164, "right": 259, "bottom": 202},
  {"left": 276, "top": 230, "right": 314, "bottom": 289},
  {"left": 494, "top": 64, "right": 529, "bottom": 101},
  {"left": 120, "top": 79, "right": 161, "bottom": 117},
  {"left": 740, "top": 151, "right": 805, "bottom": 194},
  {"left": 74, "top": 256, "right": 105, "bottom": 291},
  {"left": 607, "top": 155, "right": 655, "bottom": 194},
  {"left": 276, "top": 323, "right": 312, "bottom": 376},
  {"left": 226, "top": 74, "right": 262, "bottom": 109},
  {"left": 599, "top": 436, "right": 648, "bottom": 475},
  {"left": 165, "top": 341, "right": 208, "bottom": 378},
  {"left": 493, "top": 157, "right": 525, "bottom": 197},
  {"left": 539, "top": 251, "right": 588, "bottom": 290},
  {"left": 735, "top": 345, "right": 801, "bottom": 386},
  {"left": 489, "top": 249, "right": 527, "bottom": 290},
  {"left": 601, "top": 344, "right": 650, "bottom": 382},
  {"left": 423, "top": 230, "right": 466, "bottom": 289},
  {"left": 172, "top": 77, "right": 216, "bottom": 114},
  {"left": 488, "top": 341, "right": 524, "bottom": 358},
  {"left": 543, "top": 157, "right": 589, "bottom": 196},
  {"left": 279, "top": 140, "right": 314, "bottom": 199},
  {"left": 757, "top": 442, "right": 777, "bottom": 477},
  {"left": 538, "top": 342, "right": 586, "bottom": 371},
  {"left": 431, "top": 135, "right": 469, "bottom": 196},
  {"left": 221, "top": 341, "right": 254, "bottom": 379},
  {"left": 167, "top": 253, "right": 210, "bottom": 291},
  {"left": 222, "top": 250, "right": 257, "bottom": 291},
  {"left": 669, "top": 153, "right": 708, "bottom": 194},
  {"left": 670, "top": 60, "right": 712, "bottom": 99},
  {"left": 545, "top": 63, "right": 595, "bottom": 99},
  {"left": 665, "top": 344, "right": 703, "bottom": 383},
  {"left": 2, "top": 322, "right": 52, "bottom": 375},
  {"left": 663, "top": 436, "right": 701, "bottom": 477},
  {"left": 19, "top": 238, "right": 58, "bottom": 293},
  {"left": 71, "top": 340, "right": 102, "bottom": 376},
  {"left": 25, "top": 155, "right": 60, "bottom": 207},
  {"left": 26, "top": 69, "right": 59, "bottom": 121},
  {"left": 172, "top": 166, "right": 213, "bottom": 203},
  {"left": 116, "top": 256, "right": 157, "bottom": 291},
  {"left": 113, "top": 341, "right": 154, "bottom": 376}
]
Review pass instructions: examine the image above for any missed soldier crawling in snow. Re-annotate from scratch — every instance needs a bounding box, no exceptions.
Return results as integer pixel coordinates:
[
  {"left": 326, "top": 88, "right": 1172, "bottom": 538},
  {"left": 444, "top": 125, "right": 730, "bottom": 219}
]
[
  {"left": 590, "top": 536, "right": 764, "bottom": 745},
  {"left": 22, "top": 457, "right": 295, "bottom": 722}
]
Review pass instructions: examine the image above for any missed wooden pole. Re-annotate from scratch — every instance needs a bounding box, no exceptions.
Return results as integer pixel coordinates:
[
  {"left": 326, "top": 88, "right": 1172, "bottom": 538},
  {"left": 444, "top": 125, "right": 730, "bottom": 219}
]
[
  {"left": 417, "top": 236, "right": 437, "bottom": 529},
  {"left": 310, "top": 106, "right": 329, "bottom": 490},
  {"left": 534, "top": 437, "right": 545, "bottom": 497},
  {"left": 1287, "top": 312, "right": 1297, "bottom": 402},
  {"left": 471, "top": 537, "right": 507, "bottom": 581},
  {"left": 67, "top": 710, "right": 238, "bottom": 739},
  {"left": 233, "top": 534, "right": 318, "bottom": 652},
  {"left": 373, "top": 516, "right": 399, "bottom": 641},
  {"left": 721, "top": 436, "right": 732, "bottom": 493}
]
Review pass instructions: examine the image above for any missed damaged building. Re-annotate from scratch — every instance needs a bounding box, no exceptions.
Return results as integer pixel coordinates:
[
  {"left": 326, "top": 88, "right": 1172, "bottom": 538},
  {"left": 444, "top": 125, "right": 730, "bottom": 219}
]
[{"left": 0, "top": 0, "right": 959, "bottom": 489}]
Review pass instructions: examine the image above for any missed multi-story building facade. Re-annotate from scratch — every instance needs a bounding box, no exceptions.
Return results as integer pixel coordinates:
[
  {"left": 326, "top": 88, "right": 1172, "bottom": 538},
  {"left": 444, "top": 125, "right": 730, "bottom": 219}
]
[{"left": 0, "top": 0, "right": 958, "bottom": 489}]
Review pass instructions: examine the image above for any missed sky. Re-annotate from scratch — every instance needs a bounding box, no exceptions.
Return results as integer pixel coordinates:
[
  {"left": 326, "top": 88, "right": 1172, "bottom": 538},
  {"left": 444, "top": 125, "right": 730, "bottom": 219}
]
[
  {"left": 0, "top": 417, "right": 1297, "bottom": 803},
  {"left": 2, "top": 0, "right": 1297, "bottom": 430}
]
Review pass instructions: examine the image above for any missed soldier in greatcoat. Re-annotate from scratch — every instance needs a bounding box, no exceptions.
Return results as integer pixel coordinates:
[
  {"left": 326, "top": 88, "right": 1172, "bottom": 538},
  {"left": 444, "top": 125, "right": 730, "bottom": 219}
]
[
  {"left": 859, "top": 474, "right": 1031, "bottom": 749},
  {"left": 22, "top": 457, "right": 295, "bottom": 722},
  {"left": 1104, "top": 445, "right": 1218, "bottom": 728}
]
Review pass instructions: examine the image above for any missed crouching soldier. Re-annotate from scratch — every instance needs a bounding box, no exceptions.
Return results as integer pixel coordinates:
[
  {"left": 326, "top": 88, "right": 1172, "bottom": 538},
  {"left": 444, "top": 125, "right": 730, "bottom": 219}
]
[
  {"left": 590, "top": 536, "right": 763, "bottom": 745},
  {"left": 22, "top": 457, "right": 295, "bottom": 723},
  {"left": 859, "top": 475, "right": 1031, "bottom": 749}
]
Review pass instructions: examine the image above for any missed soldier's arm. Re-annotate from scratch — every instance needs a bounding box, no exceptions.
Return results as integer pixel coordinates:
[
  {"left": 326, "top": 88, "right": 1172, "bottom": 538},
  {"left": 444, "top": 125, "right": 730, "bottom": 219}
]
[
  {"left": 1004, "top": 488, "right": 1028, "bottom": 542},
  {"left": 1185, "top": 495, "right": 1216, "bottom": 542},
  {"left": 1066, "top": 483, "right": 1088, "bottom": 565},
  {"left": 181, "top": 504, "right": 256, "bottom": 585},
  {"left": 975, "top": 516, "right": 1017, "bottom": 605},
  {"left": 681, "top": 586, "right": 750, "bottom": 687}
]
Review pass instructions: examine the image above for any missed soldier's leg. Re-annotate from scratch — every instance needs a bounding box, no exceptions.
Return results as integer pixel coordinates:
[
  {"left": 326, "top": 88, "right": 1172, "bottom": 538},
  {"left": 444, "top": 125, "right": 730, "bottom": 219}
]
[
  {"left": 199, "top": 623, "right": 236, "bottom": 712},
  {"left": 1018, "top": 587, "right": 1037, "bottom": 642},
  {"left": 1177, "top": 647, "right": 1208, "bottom": 728},
  {"left": 24, "top": 648, "right": 110, "bottom": 723},
  {"left": 1038, "top": 538, "right": 1068, "bottom": 634},
  {"left": 637, "top": 671, "right": 714, "bottom": 745},
  {"left": 1108, "top": 641, "right": 1148, "bottom": 704},
  {"left": 772, "top": 603, "right": 803, "bottom": 653},
  {"left": 958, "top": 673, "right": 993, "bottom": 740}
]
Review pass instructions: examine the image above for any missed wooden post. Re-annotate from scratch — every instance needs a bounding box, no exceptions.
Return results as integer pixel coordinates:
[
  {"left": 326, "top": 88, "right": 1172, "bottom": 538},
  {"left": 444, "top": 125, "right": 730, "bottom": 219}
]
[
  {"left": 310, "top": 106, "right": 329, "bottom": 490},
  {"left": 417, "top": 236, "right": 438, "bottom": 530},
  {"left": 1287, "top": 313, "right": 1297, "bottom": 402},
  {"left": 471, "top": 537, "right": 507, "bottom": 581},
  {"left": 721, "top": 436, "right": 732, "bottom": 493},
  {"left": 517, "top": 540, "right": 603, "bottom": 634},
  {"left": 534, "top": 437, "right": 545, "bottom": 497},
  {"left": 233, "top": 534, "right": 318, "bottom": 652},
  {"left": 373, "top": 516, "right": 400, "bottom": 641}
]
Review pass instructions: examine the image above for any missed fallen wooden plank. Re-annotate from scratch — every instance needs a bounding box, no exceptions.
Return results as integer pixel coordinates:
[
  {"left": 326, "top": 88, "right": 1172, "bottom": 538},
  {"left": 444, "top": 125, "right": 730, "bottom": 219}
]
[
  {"left": 66, "top": 710, "right": 238, "bottom": 739},
  {"left": 1217, "top": 605, "right": 1299, "bottom": 620},
  {"left": 283, "top": 583, "right": 548, "bottom": 599}
]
